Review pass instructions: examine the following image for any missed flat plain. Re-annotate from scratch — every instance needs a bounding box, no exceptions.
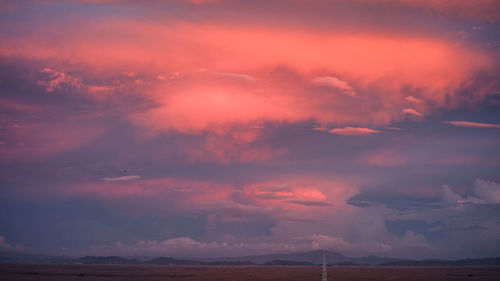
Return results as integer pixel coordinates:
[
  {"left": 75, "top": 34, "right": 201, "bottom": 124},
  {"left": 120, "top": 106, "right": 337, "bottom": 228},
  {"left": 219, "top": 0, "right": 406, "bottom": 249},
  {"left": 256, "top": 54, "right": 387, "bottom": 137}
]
[{"left": 1, "top": 264, "right": 499, "bottom": 281}]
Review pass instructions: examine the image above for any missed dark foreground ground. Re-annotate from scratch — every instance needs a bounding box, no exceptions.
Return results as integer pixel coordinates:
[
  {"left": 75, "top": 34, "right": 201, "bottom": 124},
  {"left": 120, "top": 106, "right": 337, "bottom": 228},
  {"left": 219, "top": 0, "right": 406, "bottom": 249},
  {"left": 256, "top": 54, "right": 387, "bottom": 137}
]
[{"left": 1, "top": 264, "right": 499, "bottom": 281}]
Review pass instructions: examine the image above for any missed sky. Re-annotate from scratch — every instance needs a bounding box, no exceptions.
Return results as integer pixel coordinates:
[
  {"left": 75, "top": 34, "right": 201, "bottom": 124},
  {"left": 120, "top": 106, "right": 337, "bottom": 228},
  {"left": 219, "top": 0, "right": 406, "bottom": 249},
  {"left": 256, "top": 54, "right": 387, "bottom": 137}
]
[{"left": 0, "top": 0, "right": 499, "bottom": 260}]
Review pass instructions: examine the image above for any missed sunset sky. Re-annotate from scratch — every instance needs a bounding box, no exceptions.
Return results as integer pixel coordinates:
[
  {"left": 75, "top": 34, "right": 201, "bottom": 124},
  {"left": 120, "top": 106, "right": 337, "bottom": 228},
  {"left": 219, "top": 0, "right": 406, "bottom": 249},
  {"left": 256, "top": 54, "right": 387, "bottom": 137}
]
[{"left": 0, "top": 0, "right": 499, "bottom": 259}]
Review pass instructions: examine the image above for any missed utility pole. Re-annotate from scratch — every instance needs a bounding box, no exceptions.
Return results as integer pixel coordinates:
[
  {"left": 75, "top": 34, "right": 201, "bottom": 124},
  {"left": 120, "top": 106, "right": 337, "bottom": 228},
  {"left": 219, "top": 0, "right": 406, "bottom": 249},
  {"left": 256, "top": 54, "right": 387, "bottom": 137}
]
[{"left": 322, "top": 253, "right": 327, "bottom": 281}]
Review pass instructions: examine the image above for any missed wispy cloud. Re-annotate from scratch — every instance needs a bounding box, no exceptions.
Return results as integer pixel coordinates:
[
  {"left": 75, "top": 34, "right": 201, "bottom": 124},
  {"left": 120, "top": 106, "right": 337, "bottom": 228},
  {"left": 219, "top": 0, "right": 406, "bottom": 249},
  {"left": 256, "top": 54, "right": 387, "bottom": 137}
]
[
  {"left": 103, "top": 175, "right": 141, "bottom": 182},
  {"left": 312, "top": 76, "right": 356, "bottom": 96},
  {"left": 312, "top": 127, "right": 330, "bottom": 131},
  {"left": 403, "top": 108, "right": 424, "bottom": 117},
  {"left": 287, "top": 200, "right": 331, "bottom": 206},
  {"left": 216, "top": 72, "right": 256, "bottom": 82},
  {"left": 405, "top": 96, "right": 422, "bottom": 103},
  {"left": 0, "top": 99, "right": 43, "bottom": 113},
  {"left": 329, "top": 127, "right": 380, "bottom": 136},
  {"left": 444, "top": 121, "right": 500, "bottom": 129}
]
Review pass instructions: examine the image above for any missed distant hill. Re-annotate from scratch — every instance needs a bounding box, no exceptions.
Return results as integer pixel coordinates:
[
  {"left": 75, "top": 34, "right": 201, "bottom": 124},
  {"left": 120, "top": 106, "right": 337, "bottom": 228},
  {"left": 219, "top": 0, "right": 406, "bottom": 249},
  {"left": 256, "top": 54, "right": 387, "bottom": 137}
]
[
  {"left": 78, "top": 256, "right": 139, "bottom": 264},
  {"left": 44, "top": 251, "right": 390, "bottom": 266},
  {"left": 141, "top": 257, "right": 254, "bottom": 266},
  {"left": 73, "top": 254, "right": 500, "bottom": 266},
  {"left": 380, "top": 257, "right": 500, "bottom": 266},
  {"left": 78, "top": 256, "right": 254, "bottom": 266},
  {"left": 206, "top": 260, "right": 255, "bottom": 265},
  {"left": 144, "top": 257, "right": 204, "bottom": 265},
  {"left": 0, "top": 252, "right": 74, "bottom": 264},
  {"left": 203, "top": 250, "right": 349, "bottom": 264},
  {"left": 203, "top": 250, "right": 400, "bottom": 265},
  {"left": 349, "top": 255, "right": 401, "bottom": 265},
  {"left": 334, "top": 261, "right": 361, "bottom": 266},
  {"left": 263, "top": 260, "right": 315, "bottom": 266}
]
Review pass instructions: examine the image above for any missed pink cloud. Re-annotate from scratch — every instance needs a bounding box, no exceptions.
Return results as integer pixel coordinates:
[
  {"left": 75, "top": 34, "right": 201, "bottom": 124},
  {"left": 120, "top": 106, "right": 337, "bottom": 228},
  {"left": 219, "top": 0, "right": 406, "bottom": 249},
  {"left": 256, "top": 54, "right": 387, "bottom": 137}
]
[
  {"left": 324, "top": 0, "right": 500, "bottom": 22},
  {"left": 74, "top": 0, "right": 500, "bottom": 22},
  {"left": 241, "top": 178, "right": 358, "bottom": 217},
  {"left": 312, "top": 76, "right": 356, "bottom": 96},
  {"left": 176, "top": 129, "right": 285, "bottom": 164},
  {"left": 62, "top": 178, "right": 233, "bottom": 201},
  {"left": 133, "top": 82, "right": 307, "bottom": 133},
  {"left": 0, "top": 236, "right": 24, "bottom": 251},
  {"left": 1, "top": 20, "right": 492, "bottom": 106},
  {"left": 103, "top": 175, "right": 141, "bottom": 182},
  {"left": 38, "top": 68, "right": 82, "bottom": 93},
  {"left": 0, "top": 236, "right": 12, "bottom": 250},
  {"left": 403, "top": 108, "right": 424, "bottom": 117},
  {"left": 0, "top": 99, "right": 44, "bottom": 113},
  {"left": 0, "top": 121, "right": 104, "bottom": 162},
  {"left": 329, "top": 127, "right": 380, "bottom": 136},
  {"left": 405, "top": 96, "right": 422, "bottom": 104},
  {"left": 183, "top": 0, "right": 219, "bottom": 4},
  {"left": 435, "top": 154, "right": 482, "bottom": 166},
  {"left": 13, "top": 175, "right": 360, "bottom": 226},
  {"left": 216, "top": 72, "right": 256, "bottom": 82},
  {"left": 444, "top": 120, "right": 500, "bottom": 129},
  {"left": 360, "top": 149, "right": 408, "bottom": 167},
  {"left": 378, "top": 0, "right": 500, "bottom": 22},
  {"left": 0, "top": 17, "right": 496, "bottom": 162}
]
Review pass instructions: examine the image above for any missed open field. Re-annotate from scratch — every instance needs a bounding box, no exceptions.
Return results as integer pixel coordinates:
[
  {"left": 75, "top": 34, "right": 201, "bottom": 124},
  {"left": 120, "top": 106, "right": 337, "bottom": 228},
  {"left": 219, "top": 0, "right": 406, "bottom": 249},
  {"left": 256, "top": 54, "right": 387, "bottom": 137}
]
[{"left": 1, "top": 264, "right": 499, "bottom": 281}]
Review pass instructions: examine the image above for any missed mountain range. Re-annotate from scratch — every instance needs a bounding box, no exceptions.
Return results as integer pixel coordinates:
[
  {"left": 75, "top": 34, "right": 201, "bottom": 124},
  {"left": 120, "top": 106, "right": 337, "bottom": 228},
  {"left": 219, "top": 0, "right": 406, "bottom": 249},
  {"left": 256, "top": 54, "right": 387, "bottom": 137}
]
[
  {"left": 1, "top": 250, "right": 499, "bottom": 266},
  {"left": 200, "top": 250, "right": 400, "bottom": 265}
]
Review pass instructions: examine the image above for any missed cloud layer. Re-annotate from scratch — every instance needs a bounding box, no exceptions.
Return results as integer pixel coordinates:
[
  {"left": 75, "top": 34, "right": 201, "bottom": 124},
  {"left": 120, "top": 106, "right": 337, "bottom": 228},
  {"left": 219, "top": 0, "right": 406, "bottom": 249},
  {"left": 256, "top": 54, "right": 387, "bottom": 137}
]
[{"left": 0, "top": 0, "right": 499, "bottom": 259}]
